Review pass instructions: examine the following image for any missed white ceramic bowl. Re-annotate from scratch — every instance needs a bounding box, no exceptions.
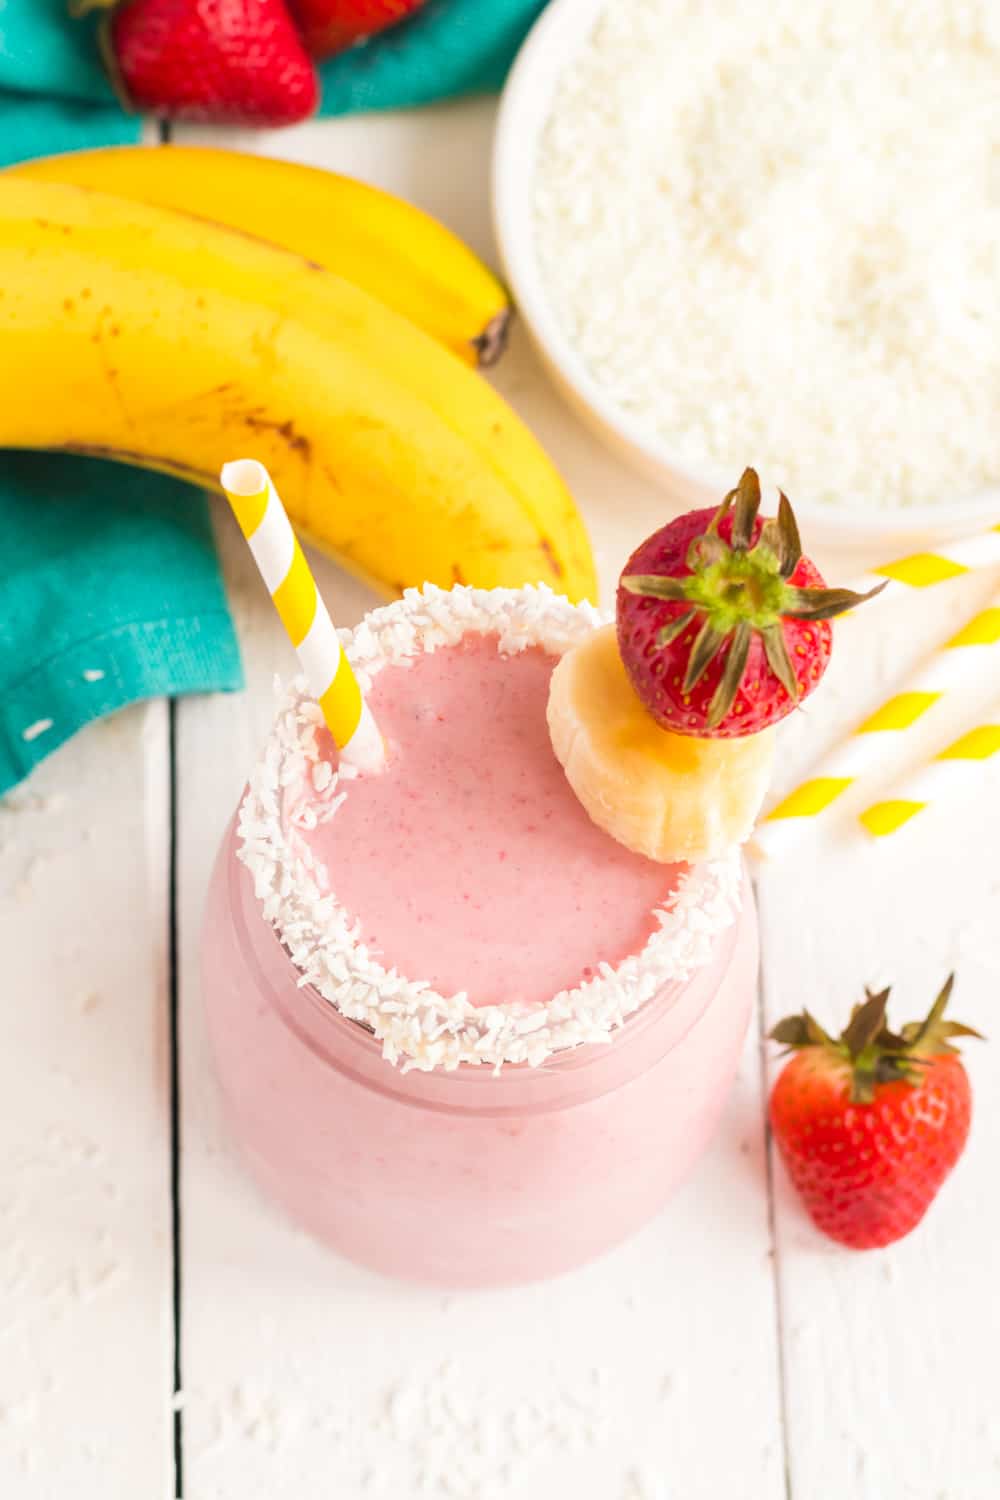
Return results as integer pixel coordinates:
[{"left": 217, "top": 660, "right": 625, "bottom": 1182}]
[{"left": 492, "top": 0, "right": 1000, "bottom": 551}]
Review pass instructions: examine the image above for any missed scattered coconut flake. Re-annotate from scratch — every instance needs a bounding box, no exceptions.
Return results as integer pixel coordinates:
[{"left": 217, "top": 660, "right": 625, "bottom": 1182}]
[
  {"left": 311, "top": 760, "right": 334, "bottom": 793},
  {"left": 82, "top": 669, "right": 105, "bottom": 683},
  {"left": 371, "top": 1358, "right": 615, "bottom": 1496},
  {"left": 14, "top": 855, "right": 43, "bottom": 903},
  {"left": 237, "top": 585, "right": 743, "bottom": 1071}
]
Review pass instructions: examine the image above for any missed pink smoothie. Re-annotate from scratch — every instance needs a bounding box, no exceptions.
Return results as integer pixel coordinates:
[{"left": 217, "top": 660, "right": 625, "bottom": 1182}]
[
  {"left": 202, "top": 592, "right": 758, "bottom": 1285},
  {"left": 304, "top": 636, "right": 681, "bottom": 1010}
]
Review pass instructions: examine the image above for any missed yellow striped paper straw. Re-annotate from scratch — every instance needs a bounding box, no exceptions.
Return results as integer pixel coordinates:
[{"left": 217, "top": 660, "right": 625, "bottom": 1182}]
[
  {"left": 849, "top": 522, "right": 1000, "bottom": 599},
  {"left": 860, "top": 721, "right": 1000, "bottom": 838},
  {"left": 754, "top": 600, "right": 1000, "bottom": 856},
  {"left": 220, "top": 459, "right": 384, "bottom": 773}
]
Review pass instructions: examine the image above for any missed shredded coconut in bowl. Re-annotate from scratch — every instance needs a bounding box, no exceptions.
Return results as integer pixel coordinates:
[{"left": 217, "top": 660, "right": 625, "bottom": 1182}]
[
  {"left": 237, "top": 585, "right": 743, "bottom": 1073},
  {"left": 533, "top": 0, "right": 1000, "bottom": 511}
]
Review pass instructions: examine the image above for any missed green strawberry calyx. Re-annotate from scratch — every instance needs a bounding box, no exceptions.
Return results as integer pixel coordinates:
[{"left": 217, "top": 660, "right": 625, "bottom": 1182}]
[
  {"left": 769, "top": 975, "right": 984, "bottom": 1104},
  {"left": 620, "top": 468, "right": 886, "bottom": 728}
]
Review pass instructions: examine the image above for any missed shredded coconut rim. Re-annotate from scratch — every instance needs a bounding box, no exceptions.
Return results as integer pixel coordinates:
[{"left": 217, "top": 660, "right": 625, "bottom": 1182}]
[{"left": 237, "top": 585, "right": 743, "bottom": 1072}]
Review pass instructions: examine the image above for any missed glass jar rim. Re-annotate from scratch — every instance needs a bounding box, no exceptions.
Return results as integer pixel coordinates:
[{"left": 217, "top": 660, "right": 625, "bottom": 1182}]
[
  {"left": 227, "top": 819, "right": 749, "bottom": 1116},
  {"left": 237, "top": 585, "right": 743, "bottom": 1073}
]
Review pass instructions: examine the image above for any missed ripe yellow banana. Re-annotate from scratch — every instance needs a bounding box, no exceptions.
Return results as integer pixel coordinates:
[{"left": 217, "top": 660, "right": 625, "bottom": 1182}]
[
  {"left": 0, "top": 179, "right": 596, "bottom": 603},
  {"left": 11, "top": 146, "right": 511, "bottom": 368}
]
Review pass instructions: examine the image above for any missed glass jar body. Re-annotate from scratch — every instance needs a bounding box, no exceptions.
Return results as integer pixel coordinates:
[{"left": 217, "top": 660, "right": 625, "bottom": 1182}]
[{"left": 202, "top": 817, "right": 757, "bottom": 1286}]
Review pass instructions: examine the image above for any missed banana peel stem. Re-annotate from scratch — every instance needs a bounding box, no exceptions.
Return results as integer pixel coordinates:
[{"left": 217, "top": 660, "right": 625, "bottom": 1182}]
[{"left": 472, "top": 308, "right": 513, "bottom": 368}]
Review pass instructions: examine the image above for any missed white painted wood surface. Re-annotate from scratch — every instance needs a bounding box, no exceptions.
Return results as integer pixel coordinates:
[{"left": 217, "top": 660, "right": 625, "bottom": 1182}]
[
  {"left": 0, "top": 703, "right": 174, "bottom": 1498},
  {"left": 2, "top": 100, "right": 998, "bottom": 1500},
  {"left": 758, "top": 566, "right": 1000, "bottom": 1500}
]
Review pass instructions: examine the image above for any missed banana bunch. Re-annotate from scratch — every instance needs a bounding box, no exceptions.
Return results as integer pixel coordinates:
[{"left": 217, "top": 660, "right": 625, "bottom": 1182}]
[
  {"left": 0, "top": 161, "right": 596, "bottom": 603},
  {"left": 13, "top": 147, "right": 510, "bottom": 368}
]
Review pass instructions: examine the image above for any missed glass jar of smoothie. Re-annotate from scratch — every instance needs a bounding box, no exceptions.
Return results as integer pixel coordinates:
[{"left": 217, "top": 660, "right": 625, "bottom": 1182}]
[{"left": 201, "top": 586, "right": 757, "bottom": 1287}]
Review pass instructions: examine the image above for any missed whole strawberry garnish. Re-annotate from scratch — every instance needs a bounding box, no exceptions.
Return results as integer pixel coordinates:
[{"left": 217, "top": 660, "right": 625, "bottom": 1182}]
[
  {"left": 616, "top": 469, "right": 883, "bottom": 738},
  {"left": 769, "top": 977, "right": 983, "bottom": 1250},
  {"left": 81, "top": 0, "right": 319, "bottom": 126},
  {"left": 287, "top": 0, "right": 427, "bottom": 59}
]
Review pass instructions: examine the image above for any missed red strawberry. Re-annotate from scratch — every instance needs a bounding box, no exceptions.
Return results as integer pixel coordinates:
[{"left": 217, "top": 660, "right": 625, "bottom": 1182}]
[
  {"left": 616, "top": 469, "right": 883, "bottom": 738},
  {"left": 287, "top": 0, "right": 427, "bottom": 59},
  {"left": 93, "top": 0, "right": 319, "bottom": 126},
  {"left": 769, "top": 977, "right": 983, "bottom": 1250}
]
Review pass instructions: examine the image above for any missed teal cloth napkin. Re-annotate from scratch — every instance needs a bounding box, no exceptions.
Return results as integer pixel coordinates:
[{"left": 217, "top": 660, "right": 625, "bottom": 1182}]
[
  {"left": 0, "top": 0, "right": 547, "bottom": 795},
  {"left": 0, "top": 2, "right": 141, "bottom": 166},
  {"left": 0, "top": 455, "right": 243, "bottom": 795},
  {"left": 317, "top": 0, "right": 548, "bottom": 114}
]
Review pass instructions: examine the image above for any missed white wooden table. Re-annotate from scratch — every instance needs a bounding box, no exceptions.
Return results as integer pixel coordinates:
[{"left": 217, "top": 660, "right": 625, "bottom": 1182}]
[{"left": 3, "top": 102, "right": 999, "bottom": 1500}]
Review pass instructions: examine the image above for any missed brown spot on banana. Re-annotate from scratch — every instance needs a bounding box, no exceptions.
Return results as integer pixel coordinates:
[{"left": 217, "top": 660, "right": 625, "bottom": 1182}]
[
  {"left": 242, "top": 413, "right": 311, "bottom": 460},
  {"left": 539, "top": 538, "right": 565, "bottom": 579}
]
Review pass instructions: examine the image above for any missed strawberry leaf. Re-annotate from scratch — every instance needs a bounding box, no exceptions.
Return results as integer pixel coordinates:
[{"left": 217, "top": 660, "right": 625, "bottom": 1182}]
[
  {"left": 783, "top": 583, "right": 888, "bottom": 621},
  {"left": 708, "top": 488, "right": 737, "bottom": 535},
  {"left": 687, "top": 533, "right": 730, "bottom": 570},
  {"left": 939, "top": 1022, "right": 986, "bottom": 1040},
  {"left": 774, "top": 492, "right": 802, "bottom": 578},
  {"left": 683, "top": 617, "right": 727, "bottom": 693},
  {"left": 842, "top": 990, "right": 890, "bottom": 1058},
  {"left": 730, "top": 467, "right": 762, "bottom": 549},
  {"left": 770, "top": 1016, "right": 812, "bottom": 1046},
  {"left": 657, "top": 608, "right": 697, "bottom": 647},
  {"left": 761, "top": 624, "right": 800, "bottom": 701},
  {"left": 769, "top": 1011, "right": 833, "bottom": 1048},
  {"left": 620, "top": 574, "right": 690, "bottom": 602},
  {"left": 924, "top": 972, "right": 955, "bottom": 1033},
  {"left": 900, "top": 974, "right": 985, "bottom": 1054},
  {"left": 707, "top": 620, "right": 751, "bottom": 727}
]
